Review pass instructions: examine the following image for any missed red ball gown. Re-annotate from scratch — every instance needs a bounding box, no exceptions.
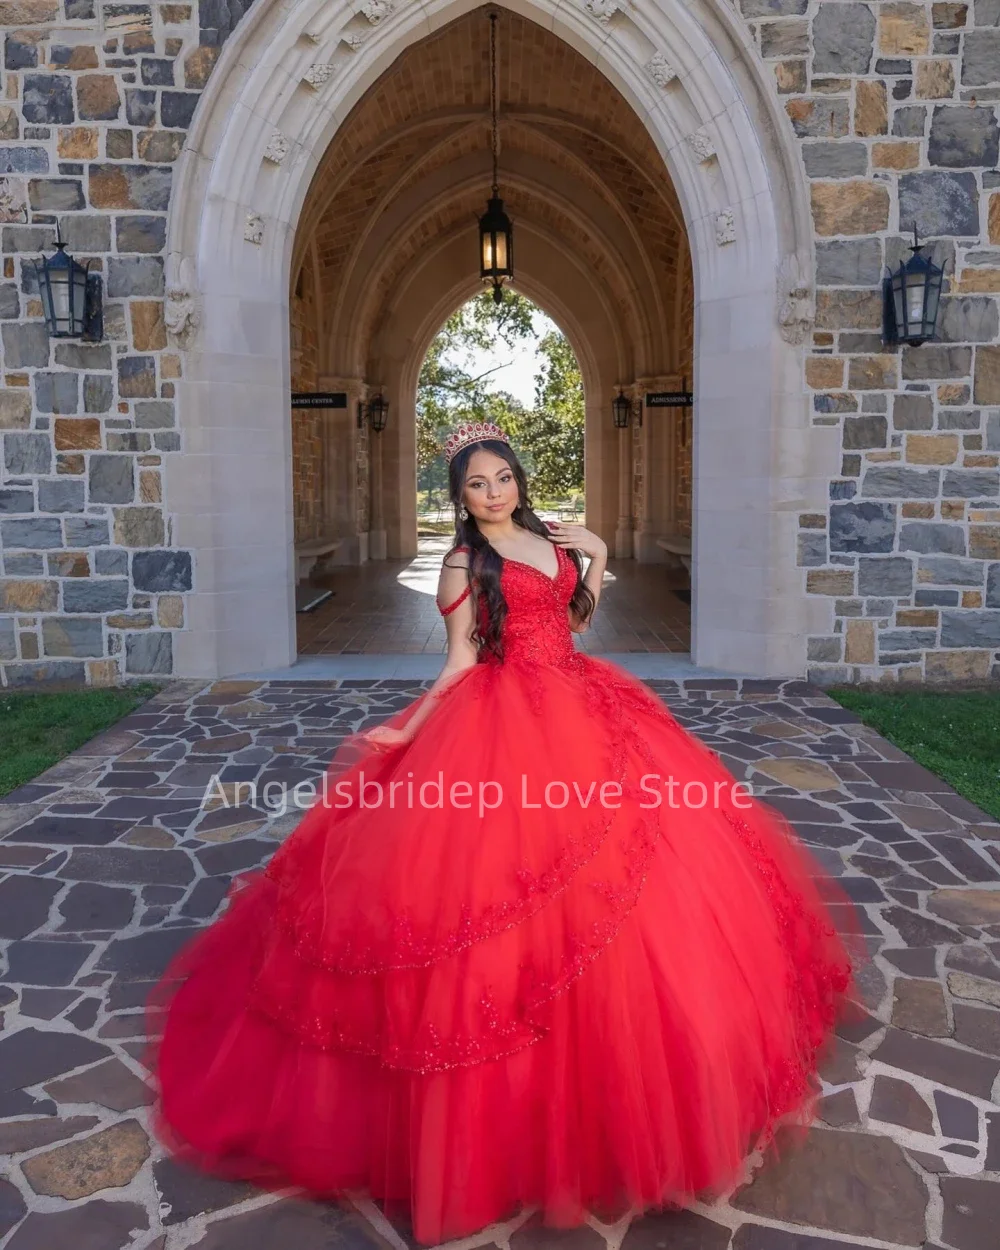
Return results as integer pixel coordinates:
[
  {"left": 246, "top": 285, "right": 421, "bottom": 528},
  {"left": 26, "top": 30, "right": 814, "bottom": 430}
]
[{"left": 148, "top": 535, "right": 863, "bottom": 1245}]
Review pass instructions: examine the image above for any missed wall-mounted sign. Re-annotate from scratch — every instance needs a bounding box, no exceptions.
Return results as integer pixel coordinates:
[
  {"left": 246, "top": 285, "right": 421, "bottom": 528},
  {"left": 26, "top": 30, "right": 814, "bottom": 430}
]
[
  {"left": 645, "top": 391, "right": 693, "bottom": 408},
  {"left": 291, "top": 392, "right": 348, "bottom": 409}
]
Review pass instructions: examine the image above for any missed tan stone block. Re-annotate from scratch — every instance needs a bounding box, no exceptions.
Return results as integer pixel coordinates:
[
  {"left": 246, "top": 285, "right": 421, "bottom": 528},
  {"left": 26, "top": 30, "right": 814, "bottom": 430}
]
[
  {"left": 5, "top": 373, "right": 28, "bottom": 386},
  {"left": 107, "top": 612, "right": 152, "bottom": 628},
  {"left": 807, "top": 568, "right": 855, "bottom": 595},
  {"left": 866, "top": 450, "right": 902, "bottom": 462},
  {"left": 931, "top": 2, "right": 967, "bottom": 28},
  {"left": 774, "top": 60, "right": 807, "bottom": 94},
  {"left": 990, "top": 193, "right": 1000, "bottom": 246},
  {"left": 962, "top": 590, "right": 983, "bottom": 608},
  {"left": 926, "top": 651, "right": 991, "bottom": 683},
  {"left": 937, "top": 383, "right": 969, "bottom": 404},
  {"left": 157, "top": 595, "right": 184, "bottom": 628},
  {"left": 872, "top": 141, "right": 920, "bottom": 169},
  {"left": 25, "top": 299, "right": 42, "bottom": 318},
  {"left": 965, "top": 454, "right": 999, "bottom": 468},
  {"left": 57, "top": 453, "right": 85, "bottom": 474},
  {"left": 800, "top": 513, "right": 827, "bottom": 529},
  {"left": 845, "top": 619, "right": 875, "bottom": 665},
  {"left": 60, "top": 45, "right": 99, "bottom": 69},
  {"left": 139, "top": 469, "right": 161, "bottom": 502},
  {"left": 941, "top": 500, "right": 965, "bottom": 520},
  {"left": 0, "top": 388, "right": 31, "bottom": 428},
  {"left": 0, "top": 581, "right": 58, "bottom": 612},
  {"left": 0, "top": 104, "right": 17, "bottom": 139},
  {"left": 184, "top": 44, "right": 219, "bottom": 89},
  {"left": 57, "top": 127, "right": 99, "bottom": 160},
  {"left": 48, "top": 552, "right": 89, "bottom": 577},
  {"left": 161, "top": 3, "right": 193, "bottom": 20},
  {"left": 974, "top": 345, "right": 1000, "bottom": 405},
  {"left": 811, "top": 182, "right": 889, "bottom": 235},
  {"left": 815, "top": 289, "right": 883, "bottom": 329},
  {"left": 915, "top": 59, "right": 955, "bottom": 98},
  {"left": 20, "top": 631, "right": 39, "bottom": 659},
  {"left": 947, "top": 970, "right": 1000, "bottom": 1007},
  {"left": 970, "top": 526, "right": 1000, "bottom": 559},
  {"left": 78, "top": 75, "right": 121, "bottom": 122},
  {"left": 805, "top": 356, "right": 844, "bottom": 389},
  {"left": 855, "top": 80, "right": 888, "bottom": 136},
  {"left": 87, "top": 658, "right": 121, "bottom": 686},
  {"left": 898, "top": 665, "right": 926, "bottom": 684},
  {"left": 130, "top": 301, "right": 166, "bottom": 351},
  {"left": 160, "top": 354, "right": 181, "bottom": 379},
  {"left": 953, "top": 268, "right": 1000, "bottom": 294},
  {"left": 907, "top": 433, "right": 959, "bottom": 464},
  {"left": 54, "top": 417, "right": 101, "bottom": 450},
  {"left": 21, "top": 1120, "right": 149, "bottom": 1200},
  {"left": 753, "top": 758, "right": 842, "bottom": 791},
  {"left": 848, "top": 355, "right": 898, "bottom": 389},
  {"left": 970, "top": 510, "right": 1000, "bottom": 522},
  {"left": 896, "top": 609, "right": 938, "bottom": 627},
  {"left": 113, "top": 506, "right": 164, "bottom": 547},
  {"left": 879, "top": 2, "right": 931, "bottom": 55},
  {"left": 0, "top": 0, "right": 58, "bottom": 19},
  {"left": 902, "top": 502, "right": 936, "bottom": 518}
]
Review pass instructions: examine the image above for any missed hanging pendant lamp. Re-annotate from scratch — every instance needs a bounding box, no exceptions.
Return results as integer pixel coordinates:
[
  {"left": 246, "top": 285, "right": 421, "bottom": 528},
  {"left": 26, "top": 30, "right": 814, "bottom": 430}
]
[{"left": 478, "top": 10, "right": 514, "bottom": 305}]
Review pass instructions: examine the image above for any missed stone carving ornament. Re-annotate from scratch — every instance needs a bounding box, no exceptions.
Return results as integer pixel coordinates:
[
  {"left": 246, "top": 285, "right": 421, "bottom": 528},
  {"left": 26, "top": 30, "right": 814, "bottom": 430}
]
[
  {"left": 245, "top": 211, "right": 264, "bottom": 244},
  {"left": 302, "top": 63, "right": 336, "bottom": 89},
  {"left": 645, "top": 53, "right": 678, "bottom": 89},
  {"left": 777, "top": 255, "right": 815, "bottom": 345},
  {"left": 164, "top": 287, "right": 201, "bottom": 348},
  {"left": 584, "top": 0, "right": 625, "bottom": 23},
  {"left": 359, "top": 0, "right": 394, "bottom": 22},
  {"left": 715, "top": 208, "right": 735, "bottom": 246},
  {"left": 264, "top": 130, "right": 290, "bottom": 164},
  {"left": 685, "top": 128, "right": 716, "bottom": 163}
]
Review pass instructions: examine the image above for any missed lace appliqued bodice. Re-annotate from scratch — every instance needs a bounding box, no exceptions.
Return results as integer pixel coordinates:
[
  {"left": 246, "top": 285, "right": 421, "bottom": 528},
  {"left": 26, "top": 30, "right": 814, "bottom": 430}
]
[{"left": 438, "top": 527, "right": 579, "bottom": 668}]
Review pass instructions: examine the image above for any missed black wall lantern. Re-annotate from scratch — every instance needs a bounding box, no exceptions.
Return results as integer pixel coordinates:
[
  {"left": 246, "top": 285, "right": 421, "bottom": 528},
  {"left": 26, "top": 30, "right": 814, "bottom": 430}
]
[
  {"left": 31, "top": 231, "right": 103, "bottom": 341},
  {"left": 882, "top": 226, "right": 944, "bottom": 348},
  {"left": 367, "top": 392, "right": 389, "bottom": 432},
  {"left": 611, "top": 388, "right": 641, "bottom": 429},
  {"left": 478, "top": 11, "right": 513, "bottom": 305}
]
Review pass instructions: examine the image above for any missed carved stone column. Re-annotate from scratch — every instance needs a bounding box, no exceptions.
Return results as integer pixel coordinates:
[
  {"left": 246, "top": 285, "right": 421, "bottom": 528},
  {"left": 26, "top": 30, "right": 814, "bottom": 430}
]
[
  {"left": 634, "top": 374, "right": 684, "bottom": 561},
  {"left": 317, "top": 375, "right": 365, "bottom": 564}
]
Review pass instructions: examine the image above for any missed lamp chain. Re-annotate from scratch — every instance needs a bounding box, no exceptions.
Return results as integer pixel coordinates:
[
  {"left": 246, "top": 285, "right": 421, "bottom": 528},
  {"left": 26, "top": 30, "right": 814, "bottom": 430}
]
[{"left": 490, "top": 10, "right": 499, "bottom": 196}]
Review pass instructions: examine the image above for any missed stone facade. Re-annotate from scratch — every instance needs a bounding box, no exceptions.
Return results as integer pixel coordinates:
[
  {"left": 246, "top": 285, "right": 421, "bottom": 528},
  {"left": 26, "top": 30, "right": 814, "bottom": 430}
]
[{"left": 0, "top": 0, "right": 998, "bottom": 683}]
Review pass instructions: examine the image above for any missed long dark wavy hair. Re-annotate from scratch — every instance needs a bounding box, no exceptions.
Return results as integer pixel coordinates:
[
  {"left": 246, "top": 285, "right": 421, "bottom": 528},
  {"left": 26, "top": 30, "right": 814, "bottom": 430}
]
[{"left": 442, "top": 438, "right": 596, "bottom": 662}]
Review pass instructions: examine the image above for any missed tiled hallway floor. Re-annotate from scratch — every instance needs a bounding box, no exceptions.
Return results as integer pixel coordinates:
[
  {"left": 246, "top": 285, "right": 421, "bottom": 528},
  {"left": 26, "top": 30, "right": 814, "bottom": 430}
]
[{"left": 296, "top": 536, "right": 692, "bottom": 656}]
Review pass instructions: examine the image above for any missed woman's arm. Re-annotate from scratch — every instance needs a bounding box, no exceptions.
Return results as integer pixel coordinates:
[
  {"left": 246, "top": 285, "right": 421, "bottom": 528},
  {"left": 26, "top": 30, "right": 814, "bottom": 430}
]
[
  {"left": 363, "top": 552, "right": 479, "bottom": 748},
  {"left": 546, "top": 522, "right": 607, "bottom": 633}
]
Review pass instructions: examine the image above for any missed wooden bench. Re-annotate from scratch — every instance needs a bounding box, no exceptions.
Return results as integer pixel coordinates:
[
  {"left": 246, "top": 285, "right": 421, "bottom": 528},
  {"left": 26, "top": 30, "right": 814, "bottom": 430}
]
[
  {"left": 656, "top": 533, "right": 692, "bottom": 574},
  {"left": 295, "top": 536, "right": 342, "bottom": 583}
]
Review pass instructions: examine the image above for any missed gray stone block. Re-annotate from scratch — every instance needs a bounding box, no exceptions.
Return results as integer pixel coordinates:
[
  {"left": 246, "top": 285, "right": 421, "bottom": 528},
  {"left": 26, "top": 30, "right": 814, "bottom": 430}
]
[
  {"left": 4, "top": 432, "right": 50, "bottom": 475},
  {"left": 0, "top": 488, "right": 34, "bottom": 513},
  {"left": 61, "top": 215, "right": 112, "bottom": 253},
  {"left": 84, "top": 375, "right": 114, "bottom": 414},
  {"left": 928, "top": 105, "right": 1000, "bottom": 168},
  {"left": 962, "top": 29, "right": 1000, "bottom": 85},
  {"left": 816, "top": 239, "right": 882, "bottom": 285},
  {"left": 892, "top": 106, "right": 928, "bottom": 137},
  {"left": 987, "top": 412, "right": 1000, "bottom": 451},
  {"left": 94, "top": 548, "right": 128, "bottom": 575},
  {"left": 858, "top": 556, "right": 914, "bottom": 595},
  {"left": 3, "top": 552, "right": 43, "bottom": 574},
  {"left": 741, "top": 0, "right": 809, "bottom": 12},
  {"left": 114, "top": 215, "right": 166, "bottom": 254},
  {"left": 63, "top": 579, "right": 129, "bottom": 613},
  {"left": 939, "top": 409, "right": 982, "bottom": 430},
  {"left": 34, "top": 372, "right": 79, "bottom": 415},
  {"left": 0, "top": 617, "right": 15, "bottom": 661},
  {"left": 830, "top": 501, "right": 897, "bottom": 553},
  {"left": 2, "top": 323, "right": 49, "bottom": 368},
  {"left": 899, "top": 522, "right": 967, "bottom": 554},
  {"left": 27, "top": 177, "right": 84, "bottom": 212},
  {"left": 38, "top": 479, "right": 85, "bottom": 513},
  {"left": 89, "top": 455, "right": 134, "bottom": 504},
  {"left": 941, "top": 469, "right": 1000, "bottom": 496},
  {"left": 898, "top": 171, "right": 980, "bottom": 237},
  {"left": 861, "top": 466, "right": 942, "bottom": 497},
  {"left": 107, "top": 256, "right": 164, "bottom": 298},
  {"left": 0, "top": 146, "right": 48, "bottom": 173},
  {"left": 941, "top": 610, "right": 1000, "bottom": 647},
  {"left": 131, "top": 550, "right": 192, "bottom": 592},
  {"left": 761, "top": 19, "right": 809, "bottom": 56},
  {"left": 813, "top": 2, "right": 876, "bottom": 74},
  {"left": 22, "top": 74, "right": 74, "bottom": 125},
  {"left": 125, "top": 630, "right": 172, "bottom": 674},
  {"left": 879, "top": 628, "right": 939, "bottom": 650},
  {"left": 938, "top": 297, "right": 1000, "bottom": 344},
  {"left": 134, "top": 401, "right": 174, "bottom": 430},
  {"left": 901, "top": 346, "right": 973, "bottom": 379},
  {"left": 0, "top": 284, "right": 19, "bottom": 319},
  {"left": 42, "top": 616, "right": 103, "bottom": 657},
  {"left": 803, "top": 142, "right": 869, "bottom": 180},
  {"left": 2, "top": 517, "right": 63, "bottom": 548},
  {"left": 918, "top": 556, "right": 987, "bottom": 585},
  {"left": 843, "top": 414, "right": 888, "bottom": 448},
  {"left": 798, "top": 532, "right": 828, "bottom": 566},
  {"left": 63, "top": 516, "right": 109, "bottom": 546},
  {"left": 54, "top": 343, "right": 112, "bottom": 371},
  {"left": 987, "top": 563, "right": 1000, "bottom": 608}
]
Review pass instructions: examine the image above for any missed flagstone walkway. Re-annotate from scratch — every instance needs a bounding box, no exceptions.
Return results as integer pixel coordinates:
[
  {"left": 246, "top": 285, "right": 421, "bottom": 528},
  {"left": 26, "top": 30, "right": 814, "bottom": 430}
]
[{"left": 0, "top": 676, "right": 998, "bottom": 1250}]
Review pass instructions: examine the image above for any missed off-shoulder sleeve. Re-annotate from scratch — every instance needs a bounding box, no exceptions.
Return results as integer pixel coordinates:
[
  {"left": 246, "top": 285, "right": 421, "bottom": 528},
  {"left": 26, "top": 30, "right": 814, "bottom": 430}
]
[{"left": 438, "top": 545, "right": 473, "bottom": 617}]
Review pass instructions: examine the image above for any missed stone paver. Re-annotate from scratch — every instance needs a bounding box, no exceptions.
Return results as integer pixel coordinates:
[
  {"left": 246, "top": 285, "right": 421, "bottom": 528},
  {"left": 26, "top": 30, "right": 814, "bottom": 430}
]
[{"left": 0, "top": 677, "right": 998, "bottom": 1250}]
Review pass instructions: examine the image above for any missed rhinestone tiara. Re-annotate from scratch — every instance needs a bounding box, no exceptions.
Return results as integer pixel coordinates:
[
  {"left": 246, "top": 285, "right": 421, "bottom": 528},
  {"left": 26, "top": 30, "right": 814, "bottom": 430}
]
[{"left": 443, "top": 420, "right": 511, "bottom": 465}]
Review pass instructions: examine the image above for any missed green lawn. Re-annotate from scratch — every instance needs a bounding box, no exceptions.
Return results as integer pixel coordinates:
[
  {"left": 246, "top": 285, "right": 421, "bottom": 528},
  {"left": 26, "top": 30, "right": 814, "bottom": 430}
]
[
  {"left": 0, "top": 684, "right": 164, "bottom": 798},
  {"left": 827, "top": 687, "right": 1000, "bottom": 821}
]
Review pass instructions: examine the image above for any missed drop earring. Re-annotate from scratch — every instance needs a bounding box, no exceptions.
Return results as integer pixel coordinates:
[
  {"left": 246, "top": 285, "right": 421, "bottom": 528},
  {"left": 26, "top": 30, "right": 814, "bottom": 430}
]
[{"left": 459, "top": 505, "right": 469, "bottom": 521}]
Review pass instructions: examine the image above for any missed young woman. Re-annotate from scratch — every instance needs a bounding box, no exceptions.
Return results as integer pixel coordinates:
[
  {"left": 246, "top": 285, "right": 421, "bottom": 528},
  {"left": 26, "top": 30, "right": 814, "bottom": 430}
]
[{"left": 148, "top": 420, "right": 864, "bottom": 1245}]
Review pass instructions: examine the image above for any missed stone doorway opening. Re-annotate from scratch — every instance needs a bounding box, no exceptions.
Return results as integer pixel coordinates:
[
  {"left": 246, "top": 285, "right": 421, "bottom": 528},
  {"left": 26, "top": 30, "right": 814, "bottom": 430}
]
[{"left": 284, "top": 9, "right": 697, "bottom": 657}]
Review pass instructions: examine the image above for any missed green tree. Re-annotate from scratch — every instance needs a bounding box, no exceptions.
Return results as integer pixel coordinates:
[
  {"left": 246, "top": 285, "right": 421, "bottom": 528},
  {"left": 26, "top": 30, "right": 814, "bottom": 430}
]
[{"left": 511, "top": 330, "right": 584, "bottom": 500}]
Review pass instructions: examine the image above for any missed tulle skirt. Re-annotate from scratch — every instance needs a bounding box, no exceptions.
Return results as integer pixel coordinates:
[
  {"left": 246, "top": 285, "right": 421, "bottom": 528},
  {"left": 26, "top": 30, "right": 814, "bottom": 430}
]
[{"left": 146, "top": 653, "right": 864, "bottom": 1244}]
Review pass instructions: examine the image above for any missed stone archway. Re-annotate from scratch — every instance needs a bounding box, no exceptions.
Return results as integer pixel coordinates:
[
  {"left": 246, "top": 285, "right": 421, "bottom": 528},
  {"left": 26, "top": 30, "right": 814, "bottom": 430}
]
[{"left": 164, "top": 0, "right": 829, "bottom": 678}]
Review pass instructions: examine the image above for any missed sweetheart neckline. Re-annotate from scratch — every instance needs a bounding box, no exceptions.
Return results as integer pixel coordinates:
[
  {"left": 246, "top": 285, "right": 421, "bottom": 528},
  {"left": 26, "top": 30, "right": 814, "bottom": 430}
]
[{"left": 495, "top": 542, "right": 562, "bottom": 585}]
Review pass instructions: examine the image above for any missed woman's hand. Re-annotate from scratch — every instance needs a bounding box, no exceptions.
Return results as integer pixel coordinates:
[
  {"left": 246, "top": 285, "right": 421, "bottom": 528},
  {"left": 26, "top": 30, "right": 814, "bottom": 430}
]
[
  {"left": 546, "top": 522, "right": 607, "bottom": 561},
  {"left": 361, "top": 724, "right": 411, "bottom": 751}
]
